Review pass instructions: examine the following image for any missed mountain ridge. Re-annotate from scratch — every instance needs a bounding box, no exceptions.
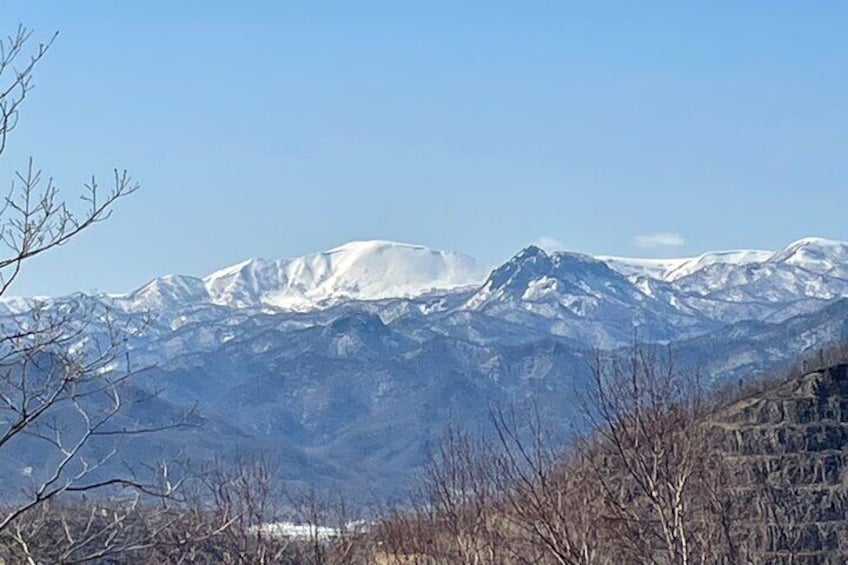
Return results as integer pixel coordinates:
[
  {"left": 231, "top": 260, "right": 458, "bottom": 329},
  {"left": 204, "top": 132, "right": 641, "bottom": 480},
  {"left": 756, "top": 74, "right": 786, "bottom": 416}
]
[
  {"left": 4, "top": 236, "right": 848, "bottom": 500},
  {"left": 110, "top": 236, "right": 848, "bottom": 313},
  {"left": 5, "top": 237, "right": 846, "bottom": 313}
]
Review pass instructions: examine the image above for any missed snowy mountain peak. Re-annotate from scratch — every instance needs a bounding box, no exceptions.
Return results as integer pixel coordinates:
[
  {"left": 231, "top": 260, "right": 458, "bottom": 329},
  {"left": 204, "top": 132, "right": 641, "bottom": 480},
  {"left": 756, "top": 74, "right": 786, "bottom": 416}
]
[
  {"left": 465, "top": 245, "right": 636, "bottom": 312},
  {"left": 769, "top": 237, "right": 848, "bottom": 272},
  {"left": 129, "top": 240, "right": 486, "bottom": 312},
  {"left": 779, "top": 236, "right": 845, "bottom": 250},
  {"left": 601, "top": 238, "right": 848, "bottom": 283},
  {"left": 326, "top": 239, "right": 431, "bottom": 255},
  {"left": 485, "top": 246, "right": 554, "bottom": 291},
  {"left": 127, "top": 274, "right": 209, "bottom": 310},
  {"left": 511, "top": 244, "right": 549, "bottom": 262}
]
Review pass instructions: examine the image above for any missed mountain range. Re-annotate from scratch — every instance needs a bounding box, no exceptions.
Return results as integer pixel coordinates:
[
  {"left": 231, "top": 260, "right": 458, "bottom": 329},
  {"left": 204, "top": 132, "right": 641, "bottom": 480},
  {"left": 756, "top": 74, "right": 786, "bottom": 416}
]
[{"left": 4, "top": 237, "right": 848, "bottom": 500}]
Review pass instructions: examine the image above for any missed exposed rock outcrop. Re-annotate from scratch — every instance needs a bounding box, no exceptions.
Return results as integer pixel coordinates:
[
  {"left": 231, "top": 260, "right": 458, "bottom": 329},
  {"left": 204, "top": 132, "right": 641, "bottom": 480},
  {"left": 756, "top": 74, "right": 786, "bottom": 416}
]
[{"left": 713, "top": 364, "right": 848, "bottom": 564}]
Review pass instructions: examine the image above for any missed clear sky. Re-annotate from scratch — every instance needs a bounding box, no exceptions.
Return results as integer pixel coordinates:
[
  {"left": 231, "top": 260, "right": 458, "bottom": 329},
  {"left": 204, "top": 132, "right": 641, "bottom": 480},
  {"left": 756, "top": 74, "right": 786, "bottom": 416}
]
[{"left": 1, "top": 1, "right": 847, "bottom": 296}]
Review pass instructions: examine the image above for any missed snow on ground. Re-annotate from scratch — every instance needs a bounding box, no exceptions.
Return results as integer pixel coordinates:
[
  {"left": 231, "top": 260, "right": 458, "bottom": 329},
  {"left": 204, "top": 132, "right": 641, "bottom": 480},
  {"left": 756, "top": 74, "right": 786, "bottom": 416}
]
[{"left": 252, "top": 521, "right": 369, "bottom": 540}]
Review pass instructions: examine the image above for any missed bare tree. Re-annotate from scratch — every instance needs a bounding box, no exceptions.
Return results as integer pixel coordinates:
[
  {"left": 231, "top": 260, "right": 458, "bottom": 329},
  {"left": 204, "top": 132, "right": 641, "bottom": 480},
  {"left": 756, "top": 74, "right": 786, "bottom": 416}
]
[
  {"left": 489, "top": 405, "right": 604, "bottom": 565},
  {"left": 578, "top": 346, "right": 739, "bottom": 564},
  {"left": 0, "top": 26, "right": 55, "bottom": 162},
  {"left": 367, "top": 426, "right": 503, "bottom": 564},
  {"left": 129, "top": 457, "right": 296, "bottom": 564},
  {"left": 0, "top": 482, "right": 181, "bottom": 564},
  {"left": 0, "top": 24, "right": 196, "bottom": 563},
  {"left": 420, "top": 425, "right": 502, "bottom": 564}
]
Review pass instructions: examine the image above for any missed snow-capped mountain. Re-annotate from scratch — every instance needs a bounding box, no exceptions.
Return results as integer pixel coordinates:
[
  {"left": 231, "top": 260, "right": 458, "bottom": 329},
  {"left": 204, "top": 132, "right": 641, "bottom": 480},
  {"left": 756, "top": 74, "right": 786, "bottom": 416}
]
[
  {"left": 603, "top": 237, "right": 848, "bottom": 284},
  {"left": 65, "top": 235, "right": 846, "bottom": 361},
  {"left": 457, "top": 246, "right": 687, "bottom": 346},
  {"left": 107, "top": 237, "right": 848, "bottom": 321},
  {"left": 7, "top": 237, "right": 848, "bottom": 346},
  {"left": 596, "top": 238, "right": 848, "bottom": 323},
  {"left": 120, "top": 240, "right": 485, "bottom": 312},
  {"left": 4, "top": 236, "right": 848, "bottom": 501},
  {"left": 769, "top": 237, "right": 848, "bottom": 278},
  {"left": 466, "top": 246, "right": 642, "bottom": 311},
  {"left": 454, "top": 237, "right": 848, "bottom": 341}
]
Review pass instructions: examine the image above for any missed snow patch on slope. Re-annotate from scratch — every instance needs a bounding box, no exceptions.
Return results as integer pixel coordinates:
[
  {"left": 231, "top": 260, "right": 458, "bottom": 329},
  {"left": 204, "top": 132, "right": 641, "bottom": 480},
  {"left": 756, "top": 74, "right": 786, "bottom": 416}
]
[
  {"left": 663, "top": 249, "right": 773, "bottom": 281},
  {"left": 598, "top": 256, "right": 688, "bottom": 279}
]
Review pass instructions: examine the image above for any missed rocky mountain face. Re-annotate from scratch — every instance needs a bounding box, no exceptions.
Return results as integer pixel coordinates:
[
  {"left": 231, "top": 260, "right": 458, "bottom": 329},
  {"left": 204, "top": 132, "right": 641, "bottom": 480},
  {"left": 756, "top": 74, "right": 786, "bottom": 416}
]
[
  {"left": 713, "top": 363, "right": 848, "bottom": 563},
  {"left": 3, "top": 237, "right": 848, "bottom": 499}
]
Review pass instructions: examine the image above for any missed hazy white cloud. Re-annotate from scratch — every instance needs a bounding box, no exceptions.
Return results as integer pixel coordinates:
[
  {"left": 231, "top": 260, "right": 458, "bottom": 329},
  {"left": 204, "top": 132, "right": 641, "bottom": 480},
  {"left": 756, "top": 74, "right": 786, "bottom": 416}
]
[
  {"left": 533, "top": 236, "right": 567, "bottom": 251},
  {"left": 631, "top": 232, "right": 687, "bottom": 249}
]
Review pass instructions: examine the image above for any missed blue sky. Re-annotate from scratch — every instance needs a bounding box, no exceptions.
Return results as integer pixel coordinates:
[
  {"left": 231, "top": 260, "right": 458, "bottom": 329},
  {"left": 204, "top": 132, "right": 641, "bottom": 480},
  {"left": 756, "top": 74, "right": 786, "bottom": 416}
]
[{"left": 2, "top": 2, "right": 847, "bottom": 295}]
